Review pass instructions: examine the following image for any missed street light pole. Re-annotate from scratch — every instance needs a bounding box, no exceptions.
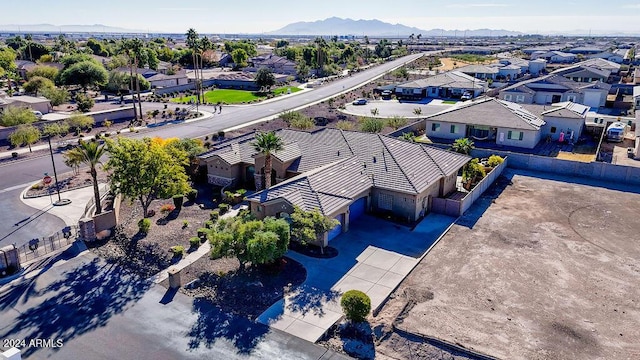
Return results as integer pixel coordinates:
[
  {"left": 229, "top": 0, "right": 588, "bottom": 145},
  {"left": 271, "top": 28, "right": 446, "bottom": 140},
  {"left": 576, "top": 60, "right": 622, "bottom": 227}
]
[{"left": 47, "top": 135, "right": 71, "bottom": 206}]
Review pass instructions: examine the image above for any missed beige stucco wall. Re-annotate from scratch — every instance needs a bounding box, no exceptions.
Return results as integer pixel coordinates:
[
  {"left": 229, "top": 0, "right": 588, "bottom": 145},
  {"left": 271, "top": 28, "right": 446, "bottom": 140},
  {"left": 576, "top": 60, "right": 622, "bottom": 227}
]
[{"left": 206, "top": 157, "right": 241, "bottom": 179}]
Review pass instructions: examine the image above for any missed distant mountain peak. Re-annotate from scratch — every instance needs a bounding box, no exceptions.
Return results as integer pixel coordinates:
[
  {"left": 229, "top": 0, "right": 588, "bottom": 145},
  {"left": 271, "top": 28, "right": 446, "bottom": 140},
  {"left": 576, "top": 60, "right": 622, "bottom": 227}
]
[{"left": 268, "top": 17, "right": 523, "bottom": 37}]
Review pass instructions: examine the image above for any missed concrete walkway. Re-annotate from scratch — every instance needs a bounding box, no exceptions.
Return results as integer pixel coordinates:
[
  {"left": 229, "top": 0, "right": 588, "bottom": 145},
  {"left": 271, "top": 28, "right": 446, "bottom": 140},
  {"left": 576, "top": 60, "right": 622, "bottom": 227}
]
[
  {"left": 19, "top": 183, "right": 107, "bottom": 227},
  {"left": 148, "top": 205, "right": 248, "bottom": 284},
  {"left": 257, "top": 213, "right": 456, "bottom": 343}
]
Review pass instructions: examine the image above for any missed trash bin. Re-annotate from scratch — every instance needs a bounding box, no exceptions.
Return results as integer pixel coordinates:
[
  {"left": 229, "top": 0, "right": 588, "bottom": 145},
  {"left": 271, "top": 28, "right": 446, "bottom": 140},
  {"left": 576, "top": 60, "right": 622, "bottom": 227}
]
[{"left": 168, "top": 267, "right": 182, "bottom": 289}]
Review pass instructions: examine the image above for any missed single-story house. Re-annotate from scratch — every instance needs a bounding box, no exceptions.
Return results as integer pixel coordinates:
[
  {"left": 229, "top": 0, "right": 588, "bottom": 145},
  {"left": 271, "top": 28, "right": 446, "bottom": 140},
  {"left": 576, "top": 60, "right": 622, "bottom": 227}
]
[
  {"left": 454, "top": 64, "right": 499, "bottom": 80},
  {"left": 14, "top": 60, "right": 37, "bottom": 79},
  {"left": 495, "top": 64, "right": 522, "bottom": 81},
  {"left": 424, "top": 97, "right": 545, "bottom": 149},
  {"left": 246, "top": 54, "right": 297, "bottom": 76},
  {"left": 634, "top": 86, "right": 640, "bottom": 108},
  {"left": 0, "top": 95, "right": 51, "bottom": 114},
  {"left": 574, "top": 58, "right": 621, "bottom": 75},
  {"left": 551, "top": 64, "right": 611, "bottom": 83},
  {"left": 498, "top": 74, "right": 610, "bottom": 108},
  {"left": 499, "top": 58, "right": 530, "bottom": 74},
  {"left": 569, "top": 46, "right": 605, "bottom": 55},
  {"left": 146, "top": 70, "right": 189, "bottom": 88},
  {"left": 532, "top": 51, "right": 577, "bottom": 64},
  {"left": 199, "top": 128, "right": 469, "bottom": 245},
  {"left": 395, "top": 71, "right": 486, "bottom": 100},
  {"left": 586, "top": 52, "right": 625, "bottom": 64},
  {"left": 523, "top": 101, "right": 589, "bottom": 142},
  {"left": 529, "top": 59, "right": 548, "bottom": 75}
]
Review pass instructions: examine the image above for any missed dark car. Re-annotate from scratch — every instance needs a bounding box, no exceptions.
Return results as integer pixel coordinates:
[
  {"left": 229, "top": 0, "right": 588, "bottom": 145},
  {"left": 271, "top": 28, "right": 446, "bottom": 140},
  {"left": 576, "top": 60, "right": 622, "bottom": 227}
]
[{"left": 314, "top": 116, "right": 328, "bottom": 126}]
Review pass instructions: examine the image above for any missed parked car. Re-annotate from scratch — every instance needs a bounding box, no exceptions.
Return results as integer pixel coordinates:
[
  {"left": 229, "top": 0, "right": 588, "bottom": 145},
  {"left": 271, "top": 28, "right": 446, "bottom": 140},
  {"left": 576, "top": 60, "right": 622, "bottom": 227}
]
[
  {"left": 461, "top": 92, "right": 473, "bottom": 101},
  {"left": 352, "top": 98, "right": 367, "bottom": 105},
  {"left": 32, "top": 111, "right": 43, "bottom": 120},
  {"left": 381, "top": 90, "right": 393, "bottom": 97}
]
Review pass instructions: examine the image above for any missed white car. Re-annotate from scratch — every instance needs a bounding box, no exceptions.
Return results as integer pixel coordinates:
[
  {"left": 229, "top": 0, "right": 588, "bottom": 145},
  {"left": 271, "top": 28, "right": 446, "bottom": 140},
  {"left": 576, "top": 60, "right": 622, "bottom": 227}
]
[
  {"left": 461, "top": 92, "right": 472, "bottom": 101},
  {"left": 32, "top": 111, "right": 43, "bottom": 120}
]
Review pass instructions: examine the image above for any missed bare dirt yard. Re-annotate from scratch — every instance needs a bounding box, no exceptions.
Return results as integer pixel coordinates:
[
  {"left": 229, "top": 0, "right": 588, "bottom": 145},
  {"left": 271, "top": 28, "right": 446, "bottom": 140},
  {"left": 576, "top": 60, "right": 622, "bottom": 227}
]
[{"left": 376, "top": 169, "right": 640, "bottom": 360}]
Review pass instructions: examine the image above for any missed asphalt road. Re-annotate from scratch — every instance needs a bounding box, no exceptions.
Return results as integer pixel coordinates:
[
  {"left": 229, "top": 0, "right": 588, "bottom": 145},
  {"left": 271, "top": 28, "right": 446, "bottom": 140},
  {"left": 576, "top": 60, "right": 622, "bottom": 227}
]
[{"left": 0, "top": 52, "right": 433, "bottom": 248}]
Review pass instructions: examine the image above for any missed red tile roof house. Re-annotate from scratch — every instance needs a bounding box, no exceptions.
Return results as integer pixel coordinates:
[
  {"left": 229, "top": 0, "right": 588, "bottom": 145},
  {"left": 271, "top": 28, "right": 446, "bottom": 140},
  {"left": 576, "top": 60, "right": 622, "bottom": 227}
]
[{"left": 198, "top": 128, "right": 469, "bottom": 246}]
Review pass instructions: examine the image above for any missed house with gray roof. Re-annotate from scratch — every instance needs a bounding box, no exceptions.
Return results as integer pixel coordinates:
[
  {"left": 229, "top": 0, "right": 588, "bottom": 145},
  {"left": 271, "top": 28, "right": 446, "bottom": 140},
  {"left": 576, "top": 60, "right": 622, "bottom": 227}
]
[
  {"left": 586, "top": 51, "right": 625, "bottom": 64},
  {"left": 498, "top": 74, "right": 610, "bottom": 108},
  {"left": 199, "top": 128, "right": 469, "bottom": 244},
  {"left": 522, "top": 102, "right": 589, "bottom": 142},
  {"left": 551, "top": 64, "right": 612, "bottom": 83},
  {"left": 424, "top": 98, "right": 546, "bottom": 149},
  {"left": 531, "top": 51, "right": 577, "bottom": 64},
  {"left": 454, "top": 64, "right": 499, "bottom": 80},
  {"left": 395, "top": 71, "right": 486, "bottom": 100},
  {"left": 574, "top": 58, "right": 621, "bottom": 75}
]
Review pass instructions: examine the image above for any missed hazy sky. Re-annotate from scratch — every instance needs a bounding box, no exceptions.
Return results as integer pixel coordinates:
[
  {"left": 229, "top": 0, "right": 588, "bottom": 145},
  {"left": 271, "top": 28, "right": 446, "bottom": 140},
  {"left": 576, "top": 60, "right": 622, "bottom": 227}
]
[{"left": 2, "top": 0, "right": 640, "bottom": 34}]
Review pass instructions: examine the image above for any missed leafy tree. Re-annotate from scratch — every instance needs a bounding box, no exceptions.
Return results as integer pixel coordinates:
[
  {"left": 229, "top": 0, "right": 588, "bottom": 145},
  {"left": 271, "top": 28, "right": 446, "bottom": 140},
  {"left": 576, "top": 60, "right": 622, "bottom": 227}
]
[
  {"left": 255, "top": 67, "right": 276, "bottom": 93},
  {"left": 9, "top": 125, "right": 40, "bottom": 152},
  {"left": 75, "top": 93, "right": 95, "bottom": 112},
  {"left": 105, "top": 70, "right": 150, "bottom": 94},
  {"left": 42, "top": 87, "right": 69, "bottom": 106},
  {"left": 59, "top": 53, "right": 97, "bottom": 69},
  {"left": 23, "top": 76, "right": 54, "bottom": 96},
  {"left": 451, "top": 137, "right": 474, "bottom": 155},
  {"left": 86, "top": 38, "right": 110, "bottom": 57},
  {"left": 67, "top": 114, "right": 95, "bottom": 133},
  {"left": 105, "top": 137, "right": 191, "bottom": 218},
  {"left": 341, "top": 290, "right": 371, "bottom": 322},
  {"left": 224, "top": 40, "right": 257, "bottom": 57},
  {"left": 290, "top": 206, "right": 339, "bottom": 254},
  {"left": 399, "top": 132, "right": 416, "bottom": 142},
  {"left": 360, "top": 118, "right": 385, "bottom": 133},
  {"left": 106, "top": 54, "right": 128, "bottom": 70},
  {"left": 0, "top": 107, "right": 38, "bottom": 127},
  {"left": 58, "top": 60, "right": 108, "bottom": 91},
  {"left": 42, "top": 122, "right": 70, "bottom": 137},
  {"left": 27, "top": 65, "right": 59, "bottom": 81},
  {"left": 251, "top": 131, "right": 284, "bottom": 189},
  {"left": 37, "top": 54, "right": 53, "bottom": 63},
  {"left": 64, "top": 140, "right": 106, "bottom": 213},
  {"left": 231, "top": 48, "right": 248, "bottom": 69},
  {"left": 0, "top": 47, "right": 17, "bottom": 78},
  {"left": 21, "top": 42, "right": 50, "bottom": 61}
]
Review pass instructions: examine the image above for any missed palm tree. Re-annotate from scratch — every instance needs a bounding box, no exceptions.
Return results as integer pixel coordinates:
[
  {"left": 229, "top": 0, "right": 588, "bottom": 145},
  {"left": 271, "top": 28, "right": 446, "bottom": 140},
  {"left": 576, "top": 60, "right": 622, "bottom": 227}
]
[
  {"left": 130, "top": 38, "right": 145, "bottom": 119},
  {"left": 251, "top": 132, "right": 284, "bottom": 190},
  {"left": 118, "top": 39, "right": 138, "bottom": 123},
  {"left": 25, "top": 34, "right": 33, "bottom": 61},
  {"left": 451, "top": 137, "right": 475, "bottom": 155},
  {"left": 64, "top": 140, "right": 106, "bottom": 214},
  {"left": 186, "top": 29, "right": 201, "bottom": 104}
]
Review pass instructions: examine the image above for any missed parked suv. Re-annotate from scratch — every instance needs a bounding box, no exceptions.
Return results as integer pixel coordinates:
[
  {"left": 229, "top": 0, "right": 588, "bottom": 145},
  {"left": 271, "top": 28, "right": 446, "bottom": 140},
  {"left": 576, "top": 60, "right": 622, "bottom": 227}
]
[{"left": 352, "top": 98, "right": 367, "bottom": 105}]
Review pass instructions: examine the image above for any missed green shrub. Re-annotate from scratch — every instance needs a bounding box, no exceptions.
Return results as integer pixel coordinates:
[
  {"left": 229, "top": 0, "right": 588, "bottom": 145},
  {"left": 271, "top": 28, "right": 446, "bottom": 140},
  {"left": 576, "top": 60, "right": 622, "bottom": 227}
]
[
  {"left": 197, "top": 227, "right": 208, "bottom": 239},
  {"left": 170, "top": 245, "right": 185, "bottom": 257},
  {"left": 187, "top": 189, "right": 198, "bottom": 202},
  {"left": 360, "top": 118, "right": 385, "bottom": 133},
  {"left": 137, "top": 218, "right": 151, "bottom": 234},
  {"left": 189, "top": 237, "right": 201, "bottom": 248},
  {"left": 204, "top": 220, "right": 214, "bottom": 229},
  {"left": 210, "top": 209, "right": 220, "bottom": 221},
  {"left": 340, "top": 290, "right": 371, "bottom": 322},
  {"left": 336, "top": 120, "right": 354, "bottom": 131},
  {"left": 290, "top": 116, "right": 315, "bottom": 130},
  {"left": 386, "top": 116, "right": 408, "bottom": 130},
  {"left": 236, "top": 188, "right": 247, "bottom": 196},
  {"left": 182, "top": 220, "right": 189, "bottom": 228},
  {"left": 487, "top": 155, "right": 505, "bottom": 167},
  {"left": 218, "top": 203, "right": 230, "bottom": 215},
  {"left": 172, "top": 194, "right": 184, "bottom": 209}
]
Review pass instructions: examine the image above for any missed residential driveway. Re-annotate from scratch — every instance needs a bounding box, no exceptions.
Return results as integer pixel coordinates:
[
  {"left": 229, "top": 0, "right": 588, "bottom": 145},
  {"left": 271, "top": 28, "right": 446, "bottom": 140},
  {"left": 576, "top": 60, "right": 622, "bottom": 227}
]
[
  {"left": 0, "top": 251, "right": 349, "bottom": 360},
  {"left": 257, "top": 213, "right": 456, "bottom": 343},
  {"left": 342, "top": 99, "right": 453, "bottom": 119}
]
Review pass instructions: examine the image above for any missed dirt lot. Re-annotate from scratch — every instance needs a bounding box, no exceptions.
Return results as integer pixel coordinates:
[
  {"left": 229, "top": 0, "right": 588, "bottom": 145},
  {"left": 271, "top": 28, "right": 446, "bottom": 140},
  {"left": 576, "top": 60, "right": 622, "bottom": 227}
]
[{"left": 377, "top": 170, "right": 640, "bottom": 360}]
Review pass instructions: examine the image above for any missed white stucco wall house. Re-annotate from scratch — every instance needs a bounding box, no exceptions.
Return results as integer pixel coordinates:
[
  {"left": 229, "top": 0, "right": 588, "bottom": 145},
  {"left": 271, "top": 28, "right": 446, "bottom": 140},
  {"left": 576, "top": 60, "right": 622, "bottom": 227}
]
[
  {"left": 424, "top": 97, "right": 545, "bottom": 149},
  {"left": 523, "top": 102, "right": 590, "bottom": 142},
  {"left": 395, "top": 71, "right": 486, "bottom": 100}
]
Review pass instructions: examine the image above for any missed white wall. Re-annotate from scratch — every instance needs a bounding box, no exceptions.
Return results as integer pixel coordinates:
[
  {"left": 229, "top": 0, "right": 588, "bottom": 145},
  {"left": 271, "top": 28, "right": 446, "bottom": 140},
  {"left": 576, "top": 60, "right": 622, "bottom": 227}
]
[
  {"left": 425, "top": 121, "right": 467, "bottom": 140},
  {"left": 495, "top": 128, "right": 540, "bottom": 148},
  {"left": 541, "top": 116, "right": 585, "bottom": 141},
  {"left": 583, "top": 89, "right": 606, "bottom": 108}
]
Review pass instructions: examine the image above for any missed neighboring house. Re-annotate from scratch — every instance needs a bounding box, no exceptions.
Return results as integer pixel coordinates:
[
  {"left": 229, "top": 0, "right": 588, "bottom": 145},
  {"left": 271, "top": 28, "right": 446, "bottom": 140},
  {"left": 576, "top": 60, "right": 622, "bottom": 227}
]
[
  {"left": 494, "top": 64, "right": 522, "bottom": 81},
  {"left": 146, "top": 70, "right": 189, "bottom": 88},
  {"left": 14, "top": 60, "right": 37, "bottom": 79},
  {"left": 551, "top": 64, "right": 611, "bottom": 83},
  {"left": 586, "top": 51, "right": 625, "bottom": 64},
  {"left": 569, "top": 47, "right": 605, "bottom": 55},
  {"left": 395, "top": 71, "right": 486, "bottom": 100},
  {"left": 246, "top": 54, "right": 297, "bottom": 76},
  {"left": 218, "top": 53, "right": 233, "bottom": 68},
  {"left": 575, "top": 58, "right": 622, "bottom": 75},
  {"left": 499, "top": 74, "right": 611, "bottom": 108},
  {"left": 424, "top": 97, "right": 545, "bottom": 149},
  {"left": 0, "top": 95, "right": 51, "bottom": 114},
  {"left": 529, "top": 59, "right": 548, "bottom": 75},
  {"left": 199, "top": 128, "right": 469, "bottom": 244},
  {"left": 531, "top": 51, "right": 577, "bottom": 63},
  {"left": 523, "top": 101, "right": 590, "bottom": 141},
  {"left": 634, "top": 86, "right": 640, "bottom": 108},
  {"left": 454, "top": 64, "right": 499, "bottom": 80}
]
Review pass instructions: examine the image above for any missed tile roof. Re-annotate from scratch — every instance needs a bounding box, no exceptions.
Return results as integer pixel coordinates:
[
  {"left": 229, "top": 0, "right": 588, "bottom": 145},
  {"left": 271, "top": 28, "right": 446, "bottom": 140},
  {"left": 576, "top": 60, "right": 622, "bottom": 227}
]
[
  {"left": 500, "top": 74, "right": 609, "bottom": 95},
  {"left": 398, "top": 71, "right": 486, "bottom": 90},
  {"left": 455, "top": 64, "right": 499, "bottom": 74},
  {"left": 201, "top": 128, "right": 469, "bottom": 196},
  {"left": 426, "top": 97, "right": 545, "bottom": 130},
  {"left": 540, "top": 102, "right": 589, "bottom": 119},
  {"left": 551, "top": 64, "right": 611, "bottom": 79}
]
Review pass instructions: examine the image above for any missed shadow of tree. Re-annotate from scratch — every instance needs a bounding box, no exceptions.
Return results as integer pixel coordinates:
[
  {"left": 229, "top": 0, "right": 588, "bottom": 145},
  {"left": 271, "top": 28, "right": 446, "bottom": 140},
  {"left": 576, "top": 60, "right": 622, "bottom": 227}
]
[
  {"left": 286, "top": 284, "right": 342, "bottom": 317},
  {"left": 187, "top": 298, "right": 269, "bottom": 355},
  {"left": 0, "top": 258, "right": 151, "bottom": 358}
]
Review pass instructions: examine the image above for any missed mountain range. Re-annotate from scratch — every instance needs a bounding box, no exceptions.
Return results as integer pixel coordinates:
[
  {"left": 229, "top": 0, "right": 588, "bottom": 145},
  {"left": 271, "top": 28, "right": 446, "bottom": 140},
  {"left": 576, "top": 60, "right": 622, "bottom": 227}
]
[{"left": 268, "top": 17, "right": 522, "bottom": 37}]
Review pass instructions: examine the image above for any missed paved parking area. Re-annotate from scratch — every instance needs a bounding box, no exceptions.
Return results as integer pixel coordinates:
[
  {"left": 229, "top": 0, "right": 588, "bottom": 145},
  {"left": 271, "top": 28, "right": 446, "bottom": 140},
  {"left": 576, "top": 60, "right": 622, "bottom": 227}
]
[
  {"left": 342, "top": 99, "right": 452, "bottom": 119},
  {"left": 257, "top": 214, "right": 456, "bottom": 342}
]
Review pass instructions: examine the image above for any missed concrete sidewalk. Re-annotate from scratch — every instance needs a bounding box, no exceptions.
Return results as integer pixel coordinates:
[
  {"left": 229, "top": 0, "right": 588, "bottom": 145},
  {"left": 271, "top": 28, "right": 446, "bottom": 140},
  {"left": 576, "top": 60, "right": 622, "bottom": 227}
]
[
  {"left": 257, "top": 213, "right": 456, "bottom": 343},
  {"left": 19, "top": 183, "right": 107, "bottom": 227}
]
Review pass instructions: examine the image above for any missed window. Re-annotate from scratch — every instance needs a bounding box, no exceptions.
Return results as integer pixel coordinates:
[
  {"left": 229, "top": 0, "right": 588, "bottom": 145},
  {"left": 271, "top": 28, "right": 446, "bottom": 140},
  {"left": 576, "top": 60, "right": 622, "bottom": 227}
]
[
  {"left": 507, "top": 130, "right": 524, "bottom": 141},
  {"left": 450, "top": 125, "right": 457, "bottom": 134},
  {"left": 551, "top": 127, "right": 557, "bottom": 133},
  {"left": 516, "top": 95, "right": 525, "bottom": 103},
  {"left": 431, "top": 123, "right": 440, "bottom": 131},
  {"left": 379, "top": 193, "right": 393, "bottom": 210},
  {"left": 567, "top": 95, "right": 577, "bottom": 102},
  {"left": 504, "top": 94, "right": 512, "bottom": 101}
]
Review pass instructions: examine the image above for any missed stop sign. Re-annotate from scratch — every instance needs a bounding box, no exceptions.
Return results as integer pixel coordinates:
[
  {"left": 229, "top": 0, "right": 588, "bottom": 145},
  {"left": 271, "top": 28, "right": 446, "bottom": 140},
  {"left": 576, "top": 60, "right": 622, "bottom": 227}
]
[{"left": 43, "top": 175, "right": 52, "bottom": 185}]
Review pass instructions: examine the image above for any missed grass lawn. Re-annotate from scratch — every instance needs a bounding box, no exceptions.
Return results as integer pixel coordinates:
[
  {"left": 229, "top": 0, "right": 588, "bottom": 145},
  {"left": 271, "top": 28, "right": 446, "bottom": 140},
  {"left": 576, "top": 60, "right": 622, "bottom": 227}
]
[
  {"left": 170, "top": 86, "right": 301, "bottom": 104},
  {"left": 442, "top": 100, "right": 458, "bottom": 104}
]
